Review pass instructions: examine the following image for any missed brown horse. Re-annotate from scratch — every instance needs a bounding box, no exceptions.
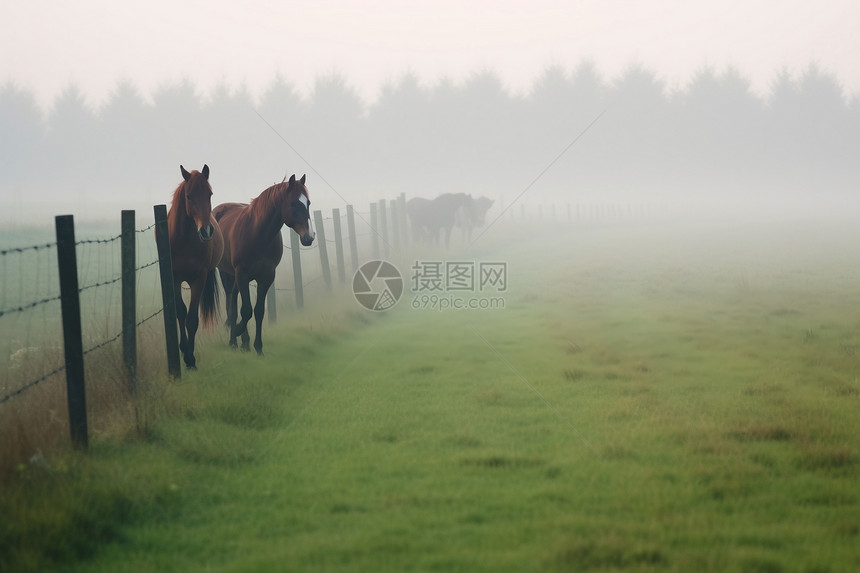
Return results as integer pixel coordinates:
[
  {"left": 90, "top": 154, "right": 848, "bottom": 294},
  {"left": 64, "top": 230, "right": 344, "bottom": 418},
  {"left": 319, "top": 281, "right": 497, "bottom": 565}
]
[
  {"left": 168, "top": 164, "right": 224, "bottom": 369},
  {"left": 213, "top": 174, "right": 315, "bottom": 355}
]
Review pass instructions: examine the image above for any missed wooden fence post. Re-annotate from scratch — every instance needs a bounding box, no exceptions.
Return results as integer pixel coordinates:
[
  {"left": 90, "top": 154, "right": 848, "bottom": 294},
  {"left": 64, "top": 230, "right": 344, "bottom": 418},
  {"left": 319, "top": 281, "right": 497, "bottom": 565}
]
[
  {"left": 267, "top": 286, "right": 277, "bottom": 324},
  {"left": 390, "top": 199, "right": 401, "bottom": 254},
  {"left": 370, "top": 202, "right": 380, "bottom": 259},
  {"left": 346, "top": 205, "right": 359, "bottom": 275},
  {"left": 332, "top": 208, "right": 346, "bottom": 284},
  {"left": 313, "top": 210, "right": 332, "bottom": 290},
  {"left": 378, "top": 199, "right": 390, "bottom": 259},
  {"left": 121, "top": 210, "right": 137, "bottom": 393},
  {"left": 398, "top": 193, "right": 408, "bottom": 246},
  {"left": 290, "top": 230, "right": 304, "bottom": 309},
  {"left": 153, "top": 204, "right": 182, "bottom": 379},
  {"left": 55, "top": 215, "right": 88, "bottom": 450}
]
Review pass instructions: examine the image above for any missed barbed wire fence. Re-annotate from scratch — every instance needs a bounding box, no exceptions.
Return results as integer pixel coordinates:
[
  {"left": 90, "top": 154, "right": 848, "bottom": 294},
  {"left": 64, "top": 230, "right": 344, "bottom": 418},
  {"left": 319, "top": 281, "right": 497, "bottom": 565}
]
[
  {"left": 1, "top": 193, "right": 657, "bottom": 454},
  {"left": 1, "top": 219, "right": 165, "bottom": 408}
]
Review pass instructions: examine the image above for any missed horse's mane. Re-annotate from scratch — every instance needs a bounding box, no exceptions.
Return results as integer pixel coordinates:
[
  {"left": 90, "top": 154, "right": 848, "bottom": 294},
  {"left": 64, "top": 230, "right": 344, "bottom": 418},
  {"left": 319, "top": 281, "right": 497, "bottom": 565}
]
[
  {"left": 170, "top": 180, "right": 186, "bottom": 209},
  {"left": 248, "top": 179, "right": 308, "bottom": 218}
]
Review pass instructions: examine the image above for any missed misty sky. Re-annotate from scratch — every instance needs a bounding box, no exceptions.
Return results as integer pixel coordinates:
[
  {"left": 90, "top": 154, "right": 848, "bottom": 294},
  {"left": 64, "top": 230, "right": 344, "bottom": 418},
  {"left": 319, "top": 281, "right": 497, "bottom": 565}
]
[{"left": 2, "top": 0, "right": 858, "bottom": 109}]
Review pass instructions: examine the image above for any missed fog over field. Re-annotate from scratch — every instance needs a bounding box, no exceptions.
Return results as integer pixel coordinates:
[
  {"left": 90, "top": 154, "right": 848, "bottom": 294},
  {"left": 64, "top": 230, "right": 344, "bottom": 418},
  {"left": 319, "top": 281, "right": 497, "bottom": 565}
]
[
  {"left": 2, "top": 1, "right": 859, "bottom": 231},
  {"left": 0, "top": 61, "right": 858, "bottom": 230},
  {"left": 3, "top": 5, "right": 860, "bottom": 570}
]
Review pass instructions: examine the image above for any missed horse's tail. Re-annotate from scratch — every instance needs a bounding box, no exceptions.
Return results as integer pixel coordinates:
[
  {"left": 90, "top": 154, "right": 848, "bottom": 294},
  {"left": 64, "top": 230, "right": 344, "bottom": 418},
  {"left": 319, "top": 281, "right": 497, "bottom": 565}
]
[{"left": 200, "top": 268, "right": 220, "bottom": 329}]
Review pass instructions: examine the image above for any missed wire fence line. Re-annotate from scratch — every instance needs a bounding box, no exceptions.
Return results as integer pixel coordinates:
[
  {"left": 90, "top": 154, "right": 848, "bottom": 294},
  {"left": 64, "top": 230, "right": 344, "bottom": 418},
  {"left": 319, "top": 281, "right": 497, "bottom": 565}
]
[
  {"left": 1, "top": 221, "right": 165, "bottom": 407},
  {"left": 0, "top": 295, "right": 62, "bottom": 318},
  {"left": 0, "top": 243, "right": 55, "bottom": 256},
  {"left": 0, "top": 305, "right": 166, "bottom": 405}
]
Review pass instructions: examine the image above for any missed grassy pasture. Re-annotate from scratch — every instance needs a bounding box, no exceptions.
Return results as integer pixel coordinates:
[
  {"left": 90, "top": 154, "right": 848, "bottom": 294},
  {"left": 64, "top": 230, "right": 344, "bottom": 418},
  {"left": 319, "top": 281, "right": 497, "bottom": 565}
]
[{"left": 1, "top": 209, "right": 859, "bottom": 572}]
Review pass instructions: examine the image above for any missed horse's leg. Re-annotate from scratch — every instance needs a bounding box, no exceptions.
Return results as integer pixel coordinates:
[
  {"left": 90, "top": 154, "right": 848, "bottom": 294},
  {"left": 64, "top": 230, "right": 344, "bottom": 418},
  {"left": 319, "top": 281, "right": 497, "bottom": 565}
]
[
  {"left": 221, "top": 271, "right": 237, "bottom": 336},
  {"left": 223, "top": 273, "right": 240, "bottom": 348},
  {"left": 444, "top": 225, "right": 453, "bottom": 249},
  {"left": 183, "top": 277, "right": 205, "bottom": 370},
  {"left": 231, "top": 272, "right": 253, "bottom": 352},
  {"left": 173, "top": 281, "right": 190, "bottom": 357},
  {"left": 252, "top": 273, "right": 275, "bottom": 356}
]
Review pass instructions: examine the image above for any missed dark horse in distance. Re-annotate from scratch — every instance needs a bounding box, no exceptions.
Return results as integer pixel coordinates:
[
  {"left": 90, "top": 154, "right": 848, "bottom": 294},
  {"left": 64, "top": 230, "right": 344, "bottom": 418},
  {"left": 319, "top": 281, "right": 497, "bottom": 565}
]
[
  {"left": 168, "top": 164, "right": 224, "bottom": 370},
  {"left": 455, "top": 196, "right": 494, "bottom": 242},
  {"left": 213, "top": 174, "right": 315, "bottom": 355},
  {"left": 406, "top": 193, "right": 477, "bottom": 248}
]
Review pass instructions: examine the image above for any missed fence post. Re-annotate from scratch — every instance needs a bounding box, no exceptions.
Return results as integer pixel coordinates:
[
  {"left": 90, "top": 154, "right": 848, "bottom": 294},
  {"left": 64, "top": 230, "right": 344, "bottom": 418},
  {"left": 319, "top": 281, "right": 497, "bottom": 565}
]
[
  {"left": 346, "top": 205, "right": 359, "bottom": 275},
  {"left": 370, "top": 202, "right": 380, "bottom": 259},
  {"left": 398, "top": 193, "right": 408, "bottom": 246},
  {"left": 313, "top": 210, "right": 332, "bottom": 290},
  {"left": 390, "top": 199, "right": 401, "bottom": 255},
  {"left": 121, "top": 210, "right": 137, "bottom": 393},
  {"left": 55, "top": 215, "right": 88, "bottom": 450},
  {"left": 267, "top": 285, "right": 277, "bottom": 324},
  {"left": 153, "top": 204, "right": 181, "bottom": 379},
  {"left": 290, "top": 230, "right": 304, "bottom": 309},
  {"left": 332, "top": 208, "right": 346, "bottom": 284},
  {"left": 378, "top": 199, "right": 390, "bottom": 259}
]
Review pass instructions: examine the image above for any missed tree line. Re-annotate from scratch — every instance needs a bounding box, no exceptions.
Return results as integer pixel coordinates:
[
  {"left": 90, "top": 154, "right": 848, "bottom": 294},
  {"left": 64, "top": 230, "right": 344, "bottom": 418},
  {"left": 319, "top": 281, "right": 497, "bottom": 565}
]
[{"left": 1, "top": 61, "right": 858, "bottom": 222}]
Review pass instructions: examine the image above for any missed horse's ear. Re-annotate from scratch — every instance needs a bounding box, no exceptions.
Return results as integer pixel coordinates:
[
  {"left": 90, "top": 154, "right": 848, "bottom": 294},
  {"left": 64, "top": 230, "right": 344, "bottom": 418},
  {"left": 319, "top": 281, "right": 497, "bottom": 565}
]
[
  {"left": 289, "top": 174, "right": 296, "bottom": 185},
  {"left": 202, "top": 164, "right": 209, "bottom": 180},
  {"left": 300, "top": 174, "right": 306, "bottom": 185},
  {"left": 180, "top": 165, "right": 191, "bottom": 181}
]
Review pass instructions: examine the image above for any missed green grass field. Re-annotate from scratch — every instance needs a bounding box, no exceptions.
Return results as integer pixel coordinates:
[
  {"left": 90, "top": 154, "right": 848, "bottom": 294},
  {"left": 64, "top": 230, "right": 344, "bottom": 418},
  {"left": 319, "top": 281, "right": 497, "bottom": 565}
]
[{"left": 2, "top": 211, "right": 859, "bottom": 572}]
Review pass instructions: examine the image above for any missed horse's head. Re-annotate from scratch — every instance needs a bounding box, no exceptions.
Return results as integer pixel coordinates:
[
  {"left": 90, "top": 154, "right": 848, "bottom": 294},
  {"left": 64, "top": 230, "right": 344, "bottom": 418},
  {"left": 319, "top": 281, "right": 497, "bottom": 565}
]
[
  {"left": 457, "top": 194, "right": 481, "bottom": 227},
  {"left": 283, "top": 174, "right": 315, "bottom": 246},
  {"left": 473, "top": 197, "right": 495, "bottom": 227},
  {"left": 180, "top": 164, "right": 215, "bottom": 242}
]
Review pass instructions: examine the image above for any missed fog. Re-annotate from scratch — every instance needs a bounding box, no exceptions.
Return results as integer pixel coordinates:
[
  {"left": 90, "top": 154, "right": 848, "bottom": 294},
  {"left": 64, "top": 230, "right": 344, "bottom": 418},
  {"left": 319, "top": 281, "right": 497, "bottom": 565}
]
[{"left": 0, "top": 62, "right": 858, "bottom": 233}]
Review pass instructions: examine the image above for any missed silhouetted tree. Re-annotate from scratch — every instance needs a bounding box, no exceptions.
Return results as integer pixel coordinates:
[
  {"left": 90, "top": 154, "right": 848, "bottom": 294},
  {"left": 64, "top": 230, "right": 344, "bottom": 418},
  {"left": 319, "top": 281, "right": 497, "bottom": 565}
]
[
  {"left": 257, "top": 74, "right": 308, "bottom": 182},
  {"left": 0, "top": 83, "right": 44, "bottom": 187},
  {"left": 202, "top": 81, "right": 262, "bottom": 195},
  {"left": 45, "top": 84, "right": 99, "bottom": 198},
  {"left": 525, "top": 62, "right": 608, "bottom": 194},
  {"left": 149, "top": 79, "right": 204, "bottom": 173},
  {"left": 766, "top": 64, "right": 854, "bottom": 191},
  {"left": 368, "top": 73, "right": 434, "bottom": 191},
  {"left": 679, "top": 66, "right": 764, "bottom": 192},
  {"left": 303, "top": 73, "right": 367, "bottom": 189},
  {"left": 601, "top": 65, "right": 672, "bottom": 193},
  {"left": 98, "top": 80, "right": 154, "bottom": 184}
]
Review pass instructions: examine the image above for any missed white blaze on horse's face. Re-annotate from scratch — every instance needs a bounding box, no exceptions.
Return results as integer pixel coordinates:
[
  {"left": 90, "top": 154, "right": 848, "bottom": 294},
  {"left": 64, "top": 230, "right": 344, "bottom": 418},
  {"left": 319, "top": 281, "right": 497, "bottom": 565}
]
[
  {"left": 297, "top": 192, "right": 315, "bottom": 245},
  {"left": 184, "top": 173, "right": 215, "bottom": 242}
]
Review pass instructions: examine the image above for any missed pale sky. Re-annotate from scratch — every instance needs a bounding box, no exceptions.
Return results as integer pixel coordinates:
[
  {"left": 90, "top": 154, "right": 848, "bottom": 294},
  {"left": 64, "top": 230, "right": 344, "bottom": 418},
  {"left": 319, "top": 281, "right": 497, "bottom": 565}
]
[{"left": 2, "top": 0, "right": 858, "bottom": 110}]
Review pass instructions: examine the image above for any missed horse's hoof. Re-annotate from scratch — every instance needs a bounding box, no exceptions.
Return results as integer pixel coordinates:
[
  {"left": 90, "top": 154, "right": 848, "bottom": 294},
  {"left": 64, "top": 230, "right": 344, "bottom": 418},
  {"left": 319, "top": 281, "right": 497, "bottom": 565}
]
[
  {"left": 240, "top": 345, "right": 250, "bottom": 353},
  {"left": 186, "top": 364, "right": 197, "bottom": 371},
  {"left": 255, "top": 349, "right": 264, "bottom": 357}
]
